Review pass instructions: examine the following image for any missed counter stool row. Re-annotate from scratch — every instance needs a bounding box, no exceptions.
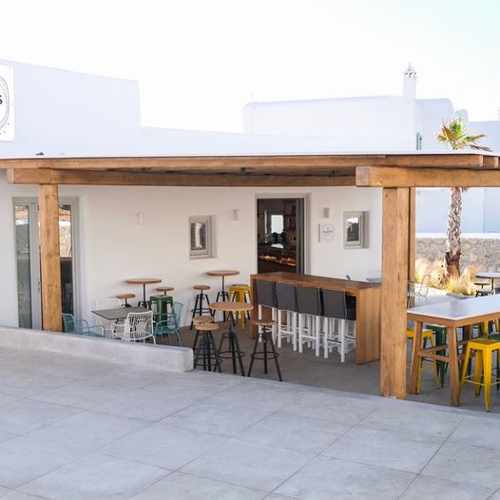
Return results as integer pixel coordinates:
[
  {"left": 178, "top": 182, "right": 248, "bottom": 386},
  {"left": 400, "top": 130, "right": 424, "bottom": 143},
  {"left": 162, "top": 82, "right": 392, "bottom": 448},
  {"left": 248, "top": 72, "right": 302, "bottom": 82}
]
[{"left": 255, "top": 280, "right": 356, "bottom": 362}]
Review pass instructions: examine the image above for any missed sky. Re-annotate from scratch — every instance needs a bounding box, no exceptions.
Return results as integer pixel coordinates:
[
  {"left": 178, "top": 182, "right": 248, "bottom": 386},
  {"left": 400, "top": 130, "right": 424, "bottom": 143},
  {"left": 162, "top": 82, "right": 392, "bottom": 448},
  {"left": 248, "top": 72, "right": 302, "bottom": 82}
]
[{"left": 1, "top": 0, "right": 499, "bottom": 132}]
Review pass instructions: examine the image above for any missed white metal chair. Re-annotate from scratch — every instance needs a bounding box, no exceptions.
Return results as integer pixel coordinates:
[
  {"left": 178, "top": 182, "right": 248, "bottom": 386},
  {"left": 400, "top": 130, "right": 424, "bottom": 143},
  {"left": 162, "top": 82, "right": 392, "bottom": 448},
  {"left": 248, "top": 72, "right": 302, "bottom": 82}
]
[
  {"left": 94, "top": 298, "right": 122, "bottom": 337},
  {"left": 121, "top": 311, "right": 155, "bottom": 343}
]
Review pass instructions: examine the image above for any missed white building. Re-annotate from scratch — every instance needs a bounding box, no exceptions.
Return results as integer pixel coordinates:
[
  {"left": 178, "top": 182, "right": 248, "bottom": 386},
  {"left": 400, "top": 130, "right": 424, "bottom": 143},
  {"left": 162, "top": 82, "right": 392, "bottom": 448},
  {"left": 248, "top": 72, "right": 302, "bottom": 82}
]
[
  {"left": 244, "top": 65, "right": 500, "bottom": 233},
  {"left": 0, "top": 59, "right": 382, "bottom": 329}
]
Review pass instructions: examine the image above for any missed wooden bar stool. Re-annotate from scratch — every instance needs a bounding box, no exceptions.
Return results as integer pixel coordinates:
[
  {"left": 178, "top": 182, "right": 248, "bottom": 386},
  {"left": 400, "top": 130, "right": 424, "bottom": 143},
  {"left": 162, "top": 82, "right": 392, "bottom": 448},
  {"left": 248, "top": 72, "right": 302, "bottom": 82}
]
[
  {"left": 192, "top": 321, "right": 222, "bottom": 372},
  {"left": 248, "top": 319, "right": 283, "bottom": 381},
  {"left": 156, "top": 286, "right": 174, "bottom": 296},
  {"left": 116, "top": 293, "right": 135, "bottom": 308},
  {"left": 461, "top": 338, "right": 500, "bottom": 411},
  {"left": 406, "top": 327, "right": 440, "bottom": 391},
  {"left": 190, "top": 285, "right": 212, "bottom": 329}
]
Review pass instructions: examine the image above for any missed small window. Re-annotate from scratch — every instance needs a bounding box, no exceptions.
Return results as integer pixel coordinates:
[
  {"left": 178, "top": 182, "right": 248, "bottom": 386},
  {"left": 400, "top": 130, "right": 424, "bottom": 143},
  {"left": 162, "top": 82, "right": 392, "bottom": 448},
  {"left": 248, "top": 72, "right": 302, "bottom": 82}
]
[{"left": 189, "top": 216, "right": 215, "bottom": 259}]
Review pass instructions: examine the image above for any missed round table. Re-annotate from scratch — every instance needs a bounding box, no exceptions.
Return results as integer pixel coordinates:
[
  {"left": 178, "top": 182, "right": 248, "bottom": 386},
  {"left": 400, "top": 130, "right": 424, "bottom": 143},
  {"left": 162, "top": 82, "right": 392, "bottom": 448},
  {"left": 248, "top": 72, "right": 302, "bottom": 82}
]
[
  {"left": 475, "top": 272, "right": 500, "bottom": 294},
  {"left": 126, "top": 278, "right": 162, "bottom": 307},
  {"left": 209, "top": 301, "right": 253, "bottom": 376},
  {"left": 206, "top": 270, "right": 239, "bottom": 300}
]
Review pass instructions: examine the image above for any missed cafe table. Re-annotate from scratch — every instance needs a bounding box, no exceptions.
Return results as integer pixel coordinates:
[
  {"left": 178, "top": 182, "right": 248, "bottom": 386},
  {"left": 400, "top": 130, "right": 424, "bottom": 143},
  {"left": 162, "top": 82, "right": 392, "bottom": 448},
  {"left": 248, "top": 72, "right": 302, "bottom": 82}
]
[
  {"left": 125, "top": 278, "right": 162, "bottom": 307},
  {"left": 209, "top": 301, "right": 252, "bottom": 376},
  {"left": 475, "top": 272, "right": 500, "bottom": 294},
  {"left": 206, "top": 270, "right": 239, "bottom": 301},
  {"left": 408, "top": 294, "right": 500, "bottom": 406},
  {"left": 92, "top": 306, "right": 147, "bottom": 322}
]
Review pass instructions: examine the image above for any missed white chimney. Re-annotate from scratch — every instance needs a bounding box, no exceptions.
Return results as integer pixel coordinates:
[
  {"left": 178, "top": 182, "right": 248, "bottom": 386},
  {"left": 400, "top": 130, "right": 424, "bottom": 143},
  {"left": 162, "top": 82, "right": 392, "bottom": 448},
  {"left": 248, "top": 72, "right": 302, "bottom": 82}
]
[{"left": 403, "top": 63, "right": 417, "bottom": 99}]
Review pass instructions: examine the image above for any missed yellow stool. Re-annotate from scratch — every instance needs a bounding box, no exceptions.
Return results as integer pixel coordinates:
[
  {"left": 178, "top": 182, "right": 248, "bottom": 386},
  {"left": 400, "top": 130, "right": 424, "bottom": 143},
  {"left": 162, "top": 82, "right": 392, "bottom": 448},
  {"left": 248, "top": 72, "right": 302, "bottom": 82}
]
[
  {"left": 461, "top": 338, "right": 500, "bottom": 411},
  {"left": 228, "top": 284, "right": 251, "bottom": 325},
  {"left": 406, "top": 328, "right": 440, "bottom": 392}
]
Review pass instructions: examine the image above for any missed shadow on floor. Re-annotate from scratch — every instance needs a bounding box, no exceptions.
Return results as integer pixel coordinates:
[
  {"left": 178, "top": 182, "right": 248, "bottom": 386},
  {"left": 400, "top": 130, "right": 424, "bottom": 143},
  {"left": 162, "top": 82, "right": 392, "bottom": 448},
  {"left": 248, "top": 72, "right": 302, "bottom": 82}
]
[{"left": 157, "top": 323, "right": 499, "bottom": 414}]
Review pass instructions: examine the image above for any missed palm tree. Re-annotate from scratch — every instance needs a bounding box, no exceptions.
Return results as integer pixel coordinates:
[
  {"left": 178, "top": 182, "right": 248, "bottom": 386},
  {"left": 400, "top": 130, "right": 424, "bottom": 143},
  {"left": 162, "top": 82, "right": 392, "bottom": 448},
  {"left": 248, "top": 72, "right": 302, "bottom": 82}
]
[{"left": 436, "top": 118, "right": 491, "bottom": 277}]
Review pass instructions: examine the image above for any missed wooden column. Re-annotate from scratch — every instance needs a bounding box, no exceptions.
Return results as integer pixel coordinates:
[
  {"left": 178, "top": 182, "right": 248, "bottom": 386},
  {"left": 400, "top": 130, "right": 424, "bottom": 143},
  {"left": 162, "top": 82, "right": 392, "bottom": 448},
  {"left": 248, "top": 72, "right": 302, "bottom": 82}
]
[
  {"left": 39, "top": 184, "right": 62, "bottom": 331},
  {"left": 380, "top": 188, "right": 409, "bottom": 398},
  {"left": 408, "top": 187, "right": 416, "bottom": 281}
]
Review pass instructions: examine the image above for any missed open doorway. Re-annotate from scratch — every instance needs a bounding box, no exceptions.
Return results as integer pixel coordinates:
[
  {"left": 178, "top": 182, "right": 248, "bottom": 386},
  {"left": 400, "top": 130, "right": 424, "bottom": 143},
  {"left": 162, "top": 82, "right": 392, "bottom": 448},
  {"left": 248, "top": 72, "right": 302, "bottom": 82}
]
[
  {"left": 257, "top": 198, "right": 305, "bottom": 274},
  {"left": 14, "top": 198, "right": 78, "bottom": 329}
]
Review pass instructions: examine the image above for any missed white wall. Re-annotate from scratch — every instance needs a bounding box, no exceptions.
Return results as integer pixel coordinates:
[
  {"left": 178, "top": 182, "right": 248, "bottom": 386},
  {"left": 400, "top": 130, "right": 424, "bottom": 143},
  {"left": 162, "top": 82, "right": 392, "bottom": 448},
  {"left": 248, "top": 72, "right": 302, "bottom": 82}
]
[
  {"left": 0, "top": 171, "right": 381, "bottom": 327},
  {"left": 243, "top": 97, "right": 417, "bottom": 151}
]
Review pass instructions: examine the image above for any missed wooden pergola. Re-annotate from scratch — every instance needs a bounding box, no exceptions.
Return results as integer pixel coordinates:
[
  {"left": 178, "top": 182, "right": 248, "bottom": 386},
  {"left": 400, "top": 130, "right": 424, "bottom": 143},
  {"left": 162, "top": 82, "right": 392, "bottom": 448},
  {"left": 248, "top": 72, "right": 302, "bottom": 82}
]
[{"left": 3, "top": 151, "right": 500, "bottom": 399}]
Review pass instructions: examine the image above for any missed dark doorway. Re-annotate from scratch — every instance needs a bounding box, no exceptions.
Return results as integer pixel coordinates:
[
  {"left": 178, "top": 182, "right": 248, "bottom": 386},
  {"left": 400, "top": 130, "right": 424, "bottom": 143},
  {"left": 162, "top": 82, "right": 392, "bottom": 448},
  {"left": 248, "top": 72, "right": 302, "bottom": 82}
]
[{"left": 257, "top": 198, "right": 304, "bottom": 274}]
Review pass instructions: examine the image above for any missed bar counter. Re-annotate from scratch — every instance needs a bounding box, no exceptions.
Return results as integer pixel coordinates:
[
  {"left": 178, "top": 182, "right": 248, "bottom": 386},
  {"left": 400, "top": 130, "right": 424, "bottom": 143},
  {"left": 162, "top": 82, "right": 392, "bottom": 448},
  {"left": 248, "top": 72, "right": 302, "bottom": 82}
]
[{"left": 250, "top": 272, "right": 381, "bottom": 364}]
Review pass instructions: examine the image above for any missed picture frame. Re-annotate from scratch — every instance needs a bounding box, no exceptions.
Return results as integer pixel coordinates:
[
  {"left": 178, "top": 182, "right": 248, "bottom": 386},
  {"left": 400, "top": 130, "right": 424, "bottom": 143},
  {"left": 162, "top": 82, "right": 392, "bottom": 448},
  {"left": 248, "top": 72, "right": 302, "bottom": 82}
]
[
  {"left": 189, "top": 215, "right": 215, "bottom": 259},
  {"left": 343, "top": 211, "right": 368, "bottom": 249}
]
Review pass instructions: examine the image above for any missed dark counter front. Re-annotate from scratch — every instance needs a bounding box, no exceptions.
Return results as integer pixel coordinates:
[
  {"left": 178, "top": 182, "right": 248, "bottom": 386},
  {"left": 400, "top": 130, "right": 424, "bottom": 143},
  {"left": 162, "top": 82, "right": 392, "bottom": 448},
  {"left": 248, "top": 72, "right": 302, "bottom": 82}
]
[{"left": 250, "top": 272, "right": 381, "bottom": 364}]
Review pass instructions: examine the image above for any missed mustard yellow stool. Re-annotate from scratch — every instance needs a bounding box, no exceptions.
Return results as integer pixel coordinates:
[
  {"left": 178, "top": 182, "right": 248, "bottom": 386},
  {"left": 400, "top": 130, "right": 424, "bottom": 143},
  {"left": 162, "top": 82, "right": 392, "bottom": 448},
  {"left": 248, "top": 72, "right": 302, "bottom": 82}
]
[
  {"left": 228, "top": 284, "right": 252, "bottom": 325},
  {"left": 406, "top": 327, "right": 440, "bottom": 392},
  {"left": 461, "top": 338, "right": 500, "bottom": 411}
]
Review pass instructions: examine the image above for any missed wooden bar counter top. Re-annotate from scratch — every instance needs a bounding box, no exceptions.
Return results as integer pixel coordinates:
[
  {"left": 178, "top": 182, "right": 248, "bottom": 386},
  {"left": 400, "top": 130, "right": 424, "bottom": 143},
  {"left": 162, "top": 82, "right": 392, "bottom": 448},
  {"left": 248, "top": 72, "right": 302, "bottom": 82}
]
[{"left": 250, "top": 272, "right": 381, "bottom": 364}]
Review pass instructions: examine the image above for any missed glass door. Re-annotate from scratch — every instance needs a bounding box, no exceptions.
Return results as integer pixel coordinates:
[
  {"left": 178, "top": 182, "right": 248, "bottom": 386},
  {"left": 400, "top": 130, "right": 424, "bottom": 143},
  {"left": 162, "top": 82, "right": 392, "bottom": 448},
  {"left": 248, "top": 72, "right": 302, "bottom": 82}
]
[{"left": 14, "top": 199, "right": 78, "bottom": 329}]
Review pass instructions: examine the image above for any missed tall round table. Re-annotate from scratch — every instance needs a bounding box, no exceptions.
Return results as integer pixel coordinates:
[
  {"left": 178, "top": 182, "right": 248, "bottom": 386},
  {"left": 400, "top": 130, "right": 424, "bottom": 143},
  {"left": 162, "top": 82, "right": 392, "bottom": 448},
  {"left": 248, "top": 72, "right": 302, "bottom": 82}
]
[
  {"left": 125, "top": 278, "right": 162, "bottom": 307},
  {"left": 209, "top": 301, "right": 253, "bottom": 376},
  {"left": 206, "top": 270, "right": 239, "bottom": 302}
]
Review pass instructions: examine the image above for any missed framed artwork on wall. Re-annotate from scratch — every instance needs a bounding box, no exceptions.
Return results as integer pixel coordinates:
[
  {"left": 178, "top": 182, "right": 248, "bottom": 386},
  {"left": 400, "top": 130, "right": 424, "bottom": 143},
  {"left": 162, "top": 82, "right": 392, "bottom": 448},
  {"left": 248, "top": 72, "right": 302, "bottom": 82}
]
[
  {"left": 343, "top": 211, "right": 369, "bottom": 249},
  {"left": 189, "top": 215, "right": 215, "bottom": 259}
]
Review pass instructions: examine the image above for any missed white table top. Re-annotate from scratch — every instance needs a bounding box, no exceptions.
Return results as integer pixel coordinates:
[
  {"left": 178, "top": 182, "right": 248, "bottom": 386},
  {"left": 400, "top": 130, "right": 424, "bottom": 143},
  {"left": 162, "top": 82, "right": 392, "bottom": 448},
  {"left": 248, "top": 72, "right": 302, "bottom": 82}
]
[
  {"left": 408, "top": 294, "right": 500, "bottom": 322},
  {"left": 476, "top": 272, "right": 500, "bottom": 279}
]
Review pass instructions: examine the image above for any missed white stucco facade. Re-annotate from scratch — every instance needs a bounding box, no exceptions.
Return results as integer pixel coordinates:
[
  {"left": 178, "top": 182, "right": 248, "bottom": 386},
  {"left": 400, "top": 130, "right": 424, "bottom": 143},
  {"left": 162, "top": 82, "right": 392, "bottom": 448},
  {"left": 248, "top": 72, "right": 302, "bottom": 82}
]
[{"left": 0, "top": 59, "right": 382, "bottom": 328}]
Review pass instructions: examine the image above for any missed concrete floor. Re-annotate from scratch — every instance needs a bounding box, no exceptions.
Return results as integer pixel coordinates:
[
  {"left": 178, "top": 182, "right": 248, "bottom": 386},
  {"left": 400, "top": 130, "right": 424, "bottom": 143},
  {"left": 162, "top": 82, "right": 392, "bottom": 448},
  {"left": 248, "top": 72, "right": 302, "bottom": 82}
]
[
  {"left": 0, "top": 346, "right": 499, "bottom": 499},
  {"left": 172, "top": 323, "right": 500, "bottom": 414}
]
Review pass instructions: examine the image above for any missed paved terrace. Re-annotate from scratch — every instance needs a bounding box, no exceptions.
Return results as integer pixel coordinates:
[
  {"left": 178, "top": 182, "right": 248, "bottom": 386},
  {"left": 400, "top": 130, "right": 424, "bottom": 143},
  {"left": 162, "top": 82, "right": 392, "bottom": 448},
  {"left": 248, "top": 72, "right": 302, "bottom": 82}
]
[{"left": 0, "top": 349, "right": 498, "bottom": 499}]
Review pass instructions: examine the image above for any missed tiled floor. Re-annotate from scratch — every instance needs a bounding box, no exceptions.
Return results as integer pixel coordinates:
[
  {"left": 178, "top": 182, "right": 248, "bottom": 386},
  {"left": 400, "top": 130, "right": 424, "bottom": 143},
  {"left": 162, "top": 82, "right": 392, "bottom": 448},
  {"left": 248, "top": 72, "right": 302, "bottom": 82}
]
[{"left": 0, "top": 347, "right": 498, "bottom": 498}]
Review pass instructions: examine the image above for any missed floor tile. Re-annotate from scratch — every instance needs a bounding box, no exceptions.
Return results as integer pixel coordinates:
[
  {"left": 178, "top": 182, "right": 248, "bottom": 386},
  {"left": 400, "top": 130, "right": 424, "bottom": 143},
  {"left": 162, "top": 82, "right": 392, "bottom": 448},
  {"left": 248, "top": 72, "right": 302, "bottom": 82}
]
[
  {"left": 19, "top": 411, "right": 147, "bottom": 458},
  {"left": 276, "top": 455, "right": 415, "bottom": 499},
  {"left": 401, "top": 474, "right": 493, "bottom": 499},
  {"left": 323, "top": 426, "right": 441, "bottom": 473},
  {"left": 449, "top": 414, "right": 500, "bottom": 450},
  {"left": 0, "top": 398, "right": 80, "bottom": 435},
  {"left": 423, "top": 441, "right": 500, "bottom": 489},
  {"left": 362, "top": 405, "right": 463, "bottom": 442},
  {"left": 131, "top": 472, "right": 265, "bottom": 500},
  {"left": 105, "top": 423, "right": 229, "bottom": 469},
  {"left": 161, "top": 402, "right": 275, "bottom": 437},
  {"left": 181, "top": 439, "right": 309, "bottom": 492},
  {"left": 21, "top": 453, "right": 167, "bottom": 500},
  {"left": 237, "top": 411, "right": 348, "bottom": 454}
]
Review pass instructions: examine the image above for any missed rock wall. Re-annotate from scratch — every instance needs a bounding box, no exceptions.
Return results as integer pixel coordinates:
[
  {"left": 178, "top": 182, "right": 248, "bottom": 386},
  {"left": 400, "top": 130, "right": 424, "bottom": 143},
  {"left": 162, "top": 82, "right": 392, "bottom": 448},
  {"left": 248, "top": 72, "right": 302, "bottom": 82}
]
[{"left": 417, "top": 234, "right": 500, "bottom": 272}]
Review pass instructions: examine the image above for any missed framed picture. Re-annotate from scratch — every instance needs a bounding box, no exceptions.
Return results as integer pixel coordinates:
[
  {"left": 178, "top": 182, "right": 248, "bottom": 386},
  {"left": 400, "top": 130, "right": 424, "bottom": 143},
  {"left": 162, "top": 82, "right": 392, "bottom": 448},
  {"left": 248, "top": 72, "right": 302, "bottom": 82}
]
[
  {"left": 189, "top": 216, "right": 215, "bottom": 259},
  {"left": 343, "top": 211, "right": 368, "bottom": 249}
]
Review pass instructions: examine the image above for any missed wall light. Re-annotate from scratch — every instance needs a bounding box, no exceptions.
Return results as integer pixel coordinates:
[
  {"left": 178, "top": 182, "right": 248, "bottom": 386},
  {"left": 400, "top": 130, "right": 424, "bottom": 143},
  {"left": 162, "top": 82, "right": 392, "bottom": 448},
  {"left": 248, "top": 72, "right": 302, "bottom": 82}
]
[
  {"left": 322, "top": 207, "right": 330, "bottom": 219},
  {"left": 136, "top": 211, "right": 144, "bottom": 226},
  {"left": 232, "top": 209, "right": 240, "bottom": 221}
]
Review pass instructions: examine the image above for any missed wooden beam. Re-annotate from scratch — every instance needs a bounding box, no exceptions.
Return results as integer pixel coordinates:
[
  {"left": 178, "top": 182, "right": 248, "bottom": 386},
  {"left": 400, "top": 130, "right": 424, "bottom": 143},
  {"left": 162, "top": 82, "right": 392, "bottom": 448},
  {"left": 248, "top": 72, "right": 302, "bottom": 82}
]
[
  {"left": 0, "top": 152, "right": 495, "bottom": 172},
  {"left": 7, "top": 168, "right": 356, "bottom": 187},
  {"left": 380, "top": 187, "right": 409, "bottom": 399},
  {"left": 39, "top": 184, "right": 62, "bottom": 332},
  {"left": 356, "top": 166, "right": 500, "bottom": 188},
  {"left": 408, "top": 187, "right": 416, "bottom": 281}
]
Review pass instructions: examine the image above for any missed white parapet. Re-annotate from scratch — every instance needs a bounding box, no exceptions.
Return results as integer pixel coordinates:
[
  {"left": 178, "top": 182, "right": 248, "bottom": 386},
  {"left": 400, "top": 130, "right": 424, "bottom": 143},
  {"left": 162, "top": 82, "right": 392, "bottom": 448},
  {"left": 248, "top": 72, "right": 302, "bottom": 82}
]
[{"left": 0, "top": 327, "right": 193, "bottom": 373}]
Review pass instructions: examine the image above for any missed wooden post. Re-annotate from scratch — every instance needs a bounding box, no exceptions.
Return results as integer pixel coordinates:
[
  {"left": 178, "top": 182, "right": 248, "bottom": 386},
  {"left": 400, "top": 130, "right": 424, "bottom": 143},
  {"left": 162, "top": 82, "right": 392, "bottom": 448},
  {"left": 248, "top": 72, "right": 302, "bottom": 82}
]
[
  {"left": 39, "top": 184, "right": 62, "bottom": 331},
  {"left": 408, "top": 187, "right": 416, "bottom": 281},
  {"left": 380, "top": 188, "right": 409, "bottom": 398}
]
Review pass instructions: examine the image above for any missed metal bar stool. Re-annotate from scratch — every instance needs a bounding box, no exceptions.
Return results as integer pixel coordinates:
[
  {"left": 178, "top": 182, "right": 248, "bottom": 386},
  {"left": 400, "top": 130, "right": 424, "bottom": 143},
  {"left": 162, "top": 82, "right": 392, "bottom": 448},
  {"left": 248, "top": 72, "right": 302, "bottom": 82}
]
[
  {"left": 190, "top": 285, "right": 212, "bottom": 329},
  {"left": 296, "top": 287, "right": 322, "bottom": 356},
  {"left": 229, "top": 284, "right": 252, "bottom": 324},
  {"left": 192, "top": 321, "right": 222, "bottom": 372},
  {"left": 255, "top": 280, "right": 278, "bottom": 339},
  {"left": 321, "top": 289, "right": 355, "bottom": 362},
  {"left": 275, "top": 282, "right": 298, "bottom": 350},
  {"left": 247, "top": 319, "right": 283, "bottom": 381}
]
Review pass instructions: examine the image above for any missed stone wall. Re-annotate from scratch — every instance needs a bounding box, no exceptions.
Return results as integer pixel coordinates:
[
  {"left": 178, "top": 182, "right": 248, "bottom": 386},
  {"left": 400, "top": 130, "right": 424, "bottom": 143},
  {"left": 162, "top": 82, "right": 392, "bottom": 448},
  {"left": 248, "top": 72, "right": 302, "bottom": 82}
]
[{"left": 417, "top": 234, "right": 500, "bottom": 272}]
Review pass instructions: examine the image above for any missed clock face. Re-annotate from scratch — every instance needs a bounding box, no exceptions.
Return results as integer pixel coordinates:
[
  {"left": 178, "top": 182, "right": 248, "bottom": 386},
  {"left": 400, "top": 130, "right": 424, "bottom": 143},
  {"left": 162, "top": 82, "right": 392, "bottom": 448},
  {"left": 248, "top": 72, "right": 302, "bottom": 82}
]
[{"left": 0, "top": 65, "right": 14, "bottom": 140}]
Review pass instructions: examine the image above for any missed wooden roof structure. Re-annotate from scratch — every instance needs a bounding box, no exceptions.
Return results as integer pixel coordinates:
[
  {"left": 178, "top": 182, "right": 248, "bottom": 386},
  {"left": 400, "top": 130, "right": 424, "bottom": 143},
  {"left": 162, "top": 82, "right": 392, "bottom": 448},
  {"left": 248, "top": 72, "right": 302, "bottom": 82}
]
[
  {"left": 2, "top": 152, "right": 500, "bottom": 187},
  {"left": 3, "top": 151, "right": 500, "bottom": 403}
]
